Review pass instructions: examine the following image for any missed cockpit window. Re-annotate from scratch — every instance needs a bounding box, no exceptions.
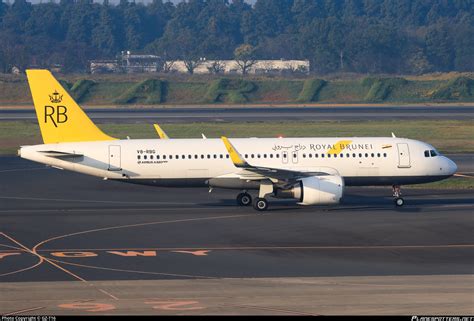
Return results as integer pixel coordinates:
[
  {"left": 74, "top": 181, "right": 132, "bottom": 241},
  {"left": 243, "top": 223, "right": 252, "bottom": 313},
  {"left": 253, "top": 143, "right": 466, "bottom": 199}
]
[
  {"left": 424, "top": 150, "right": 430, "bottom": 157},
  {"left": 430, "top": 150, "right": 438, "bottom": 157}
]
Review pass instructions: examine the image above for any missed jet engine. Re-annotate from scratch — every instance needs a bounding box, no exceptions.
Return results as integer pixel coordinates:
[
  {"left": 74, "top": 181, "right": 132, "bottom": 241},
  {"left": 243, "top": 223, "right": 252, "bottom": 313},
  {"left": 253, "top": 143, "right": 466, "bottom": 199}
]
[{"left": 274, "top": 175, "right": 344, "bottom": 205}]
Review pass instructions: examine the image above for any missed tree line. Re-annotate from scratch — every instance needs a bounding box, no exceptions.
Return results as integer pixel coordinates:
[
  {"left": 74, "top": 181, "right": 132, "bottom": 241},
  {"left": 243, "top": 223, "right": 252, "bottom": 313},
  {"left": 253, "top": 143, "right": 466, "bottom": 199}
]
[{"left": 0, "top": 0, "right": 472, "bottom": 74}]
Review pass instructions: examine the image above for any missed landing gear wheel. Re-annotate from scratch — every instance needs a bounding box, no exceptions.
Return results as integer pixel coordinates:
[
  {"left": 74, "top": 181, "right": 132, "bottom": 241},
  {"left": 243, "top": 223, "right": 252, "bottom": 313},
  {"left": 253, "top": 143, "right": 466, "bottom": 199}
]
[
  {"left": 236, "top": 192, "right": 252, "bottom": 206},
  {"left": 253, "top": 198, "right": 268, "bottom": 212},
  {"left": 394, "top": 197, "right": 405, "bottom": 207}
]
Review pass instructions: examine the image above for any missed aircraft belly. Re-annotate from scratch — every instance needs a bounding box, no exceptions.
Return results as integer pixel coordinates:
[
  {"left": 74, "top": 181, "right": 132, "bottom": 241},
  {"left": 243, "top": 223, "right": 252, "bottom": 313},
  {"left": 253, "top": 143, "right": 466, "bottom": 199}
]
[{"left": 345, "top": 175, "right": 452, "bottom": 186}]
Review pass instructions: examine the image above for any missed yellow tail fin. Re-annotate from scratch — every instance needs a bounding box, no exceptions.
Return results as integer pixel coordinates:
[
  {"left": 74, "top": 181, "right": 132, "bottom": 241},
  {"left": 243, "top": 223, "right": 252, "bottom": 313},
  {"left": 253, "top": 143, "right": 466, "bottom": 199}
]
[{"left": 26, "top": 69, "right": 116, "bottom": 144}]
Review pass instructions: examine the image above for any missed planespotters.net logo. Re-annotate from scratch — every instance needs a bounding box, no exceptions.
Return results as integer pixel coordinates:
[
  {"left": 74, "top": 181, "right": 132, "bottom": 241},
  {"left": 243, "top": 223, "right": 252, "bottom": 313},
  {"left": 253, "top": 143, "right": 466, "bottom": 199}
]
[{"left": 412, "top": 317, "right": 474, "bottom": 321}]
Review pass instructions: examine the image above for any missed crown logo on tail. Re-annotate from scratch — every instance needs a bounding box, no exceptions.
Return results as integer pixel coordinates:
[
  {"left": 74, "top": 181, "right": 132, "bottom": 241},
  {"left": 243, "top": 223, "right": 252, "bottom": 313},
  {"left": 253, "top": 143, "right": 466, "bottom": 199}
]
[{"left": 49, "top": 90, "right": 63, "bottom": 103}]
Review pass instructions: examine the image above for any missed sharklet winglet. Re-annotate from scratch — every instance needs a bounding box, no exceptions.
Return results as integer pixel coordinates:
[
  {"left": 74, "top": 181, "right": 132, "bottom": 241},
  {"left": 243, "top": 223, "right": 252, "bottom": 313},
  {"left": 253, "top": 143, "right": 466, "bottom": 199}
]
[{"left": 221, "top": 136, "right": 248, "bottom": 168}]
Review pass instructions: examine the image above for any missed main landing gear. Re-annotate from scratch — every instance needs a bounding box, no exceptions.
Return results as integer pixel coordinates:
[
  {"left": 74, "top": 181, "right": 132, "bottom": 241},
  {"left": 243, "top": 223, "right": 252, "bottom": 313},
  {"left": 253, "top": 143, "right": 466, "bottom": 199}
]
[
  {"left": 236, "top": 192, "right": 252, "bottom": 206},
  {"left": 236, "top": 192, "right": 269, "bottom": 211},
  {"left": 236, "top": 180, "right": 273, "bottom": 212},
  {"left": 253, "top": 198, "right": 268, "bottom": 211},
  {"left": 392, "top": 184, "right": 404, "bottom": 207}
]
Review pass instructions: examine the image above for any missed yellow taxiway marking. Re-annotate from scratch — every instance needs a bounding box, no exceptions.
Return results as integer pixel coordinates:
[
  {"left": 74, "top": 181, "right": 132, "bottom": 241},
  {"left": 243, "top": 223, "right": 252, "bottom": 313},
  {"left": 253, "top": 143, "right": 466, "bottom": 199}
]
[
  {"left": 31, "top": 214, "right": 252, "bottom": 254},
  {"left": 0, "top": 232, "right": 119, "bottom": 301},
  {"left": 0, "top": 232, "right": 86, "bottom": 282},
  {"left": 47, "top": 257, "right": 215, "bottom": 279},
  {"left": 32, "top": 244, "right": 474, "bottom": 253},
  {"left": 3, "top": 306, "right": 46, "bottom": 316}
]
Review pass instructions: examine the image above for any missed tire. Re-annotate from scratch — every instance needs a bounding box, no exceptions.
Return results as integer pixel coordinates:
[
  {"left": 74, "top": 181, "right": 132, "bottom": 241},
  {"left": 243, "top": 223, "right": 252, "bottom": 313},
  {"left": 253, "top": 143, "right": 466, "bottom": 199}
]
[
  {"left": 394, "top": 197, "right": 404, "bottom": 207},
  {"left": 253, "top": 198, "right": 268, "bottom": 211},
  {"left": 237, "top": 193, "right": 252, "bottom": 206}
]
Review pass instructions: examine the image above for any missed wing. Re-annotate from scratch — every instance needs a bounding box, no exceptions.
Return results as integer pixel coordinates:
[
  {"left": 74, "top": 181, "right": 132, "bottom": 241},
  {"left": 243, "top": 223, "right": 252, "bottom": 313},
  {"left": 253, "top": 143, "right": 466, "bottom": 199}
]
[{"left": 221, "top": 136, "right": 331, "bottom": 183}]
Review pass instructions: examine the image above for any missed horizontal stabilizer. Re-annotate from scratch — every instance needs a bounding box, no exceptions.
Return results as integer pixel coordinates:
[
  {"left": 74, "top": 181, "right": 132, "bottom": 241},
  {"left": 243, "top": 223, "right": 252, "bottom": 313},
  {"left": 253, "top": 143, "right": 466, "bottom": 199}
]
[{"left": 39, "top": 150, "right": 83, "bottom": 158}]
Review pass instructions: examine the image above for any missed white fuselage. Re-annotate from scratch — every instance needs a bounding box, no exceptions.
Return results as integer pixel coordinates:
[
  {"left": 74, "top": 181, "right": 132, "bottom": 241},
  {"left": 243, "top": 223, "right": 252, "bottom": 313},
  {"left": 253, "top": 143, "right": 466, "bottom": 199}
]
[{"left": 19, "top": 137, "right": 457, "bottom": 188}]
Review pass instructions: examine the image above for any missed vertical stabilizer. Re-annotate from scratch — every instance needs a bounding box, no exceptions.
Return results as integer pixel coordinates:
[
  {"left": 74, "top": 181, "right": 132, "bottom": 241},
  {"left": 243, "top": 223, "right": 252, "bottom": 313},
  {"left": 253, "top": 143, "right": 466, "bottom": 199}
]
[{"left": 26, "top": 69, "right": 116, "bottom": 144}]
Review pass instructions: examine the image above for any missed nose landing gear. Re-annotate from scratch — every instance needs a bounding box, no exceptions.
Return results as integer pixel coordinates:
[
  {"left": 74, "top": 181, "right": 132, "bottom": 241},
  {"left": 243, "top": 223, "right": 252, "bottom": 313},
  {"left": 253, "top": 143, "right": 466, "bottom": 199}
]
[{"left": 392, "top": 185, "right": 404, "bottom": 207}]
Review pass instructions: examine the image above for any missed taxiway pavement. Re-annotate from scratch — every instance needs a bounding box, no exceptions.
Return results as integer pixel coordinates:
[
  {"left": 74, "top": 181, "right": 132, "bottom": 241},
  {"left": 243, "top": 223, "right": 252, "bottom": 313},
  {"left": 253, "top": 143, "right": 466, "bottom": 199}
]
[{"left": 0, "top": 156, "right": 473, "bottom": 315}]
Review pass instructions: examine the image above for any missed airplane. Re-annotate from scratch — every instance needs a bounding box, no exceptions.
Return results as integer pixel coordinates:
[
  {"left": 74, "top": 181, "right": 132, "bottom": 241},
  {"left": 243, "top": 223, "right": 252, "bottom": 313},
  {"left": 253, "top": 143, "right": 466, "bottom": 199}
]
[{"left": 18, "top": 70, "right": 458, "bottom": 211}]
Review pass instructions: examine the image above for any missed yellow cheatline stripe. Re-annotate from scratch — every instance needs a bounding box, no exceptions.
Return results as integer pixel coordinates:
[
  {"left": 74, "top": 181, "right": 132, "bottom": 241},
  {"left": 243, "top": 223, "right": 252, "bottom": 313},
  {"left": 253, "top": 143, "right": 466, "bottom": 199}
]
[
  {"left": 153, "top": 124, "right": 169, "bottom": 139},
  {"left": 221, "top": 136, "right": 246, "bottom": 166},
  {"left": 327, "top": 140, "right": 352, "bottom": 155},
  {"left": 382, "top": 144, "right": 392, "bottom": 149}
]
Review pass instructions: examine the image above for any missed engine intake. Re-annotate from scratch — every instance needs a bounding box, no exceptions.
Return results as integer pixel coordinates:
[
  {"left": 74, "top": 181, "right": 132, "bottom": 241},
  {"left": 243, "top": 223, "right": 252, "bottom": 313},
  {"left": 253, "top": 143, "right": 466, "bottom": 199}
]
[{"left": 274, "top": 175, "right": 344, "bottom": 205}]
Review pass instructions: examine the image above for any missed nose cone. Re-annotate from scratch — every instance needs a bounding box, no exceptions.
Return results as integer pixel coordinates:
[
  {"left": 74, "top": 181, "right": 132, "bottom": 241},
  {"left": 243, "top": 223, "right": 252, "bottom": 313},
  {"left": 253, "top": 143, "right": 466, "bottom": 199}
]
[{"left": 443, "top": 157, "right": 458, "bottom": 176}]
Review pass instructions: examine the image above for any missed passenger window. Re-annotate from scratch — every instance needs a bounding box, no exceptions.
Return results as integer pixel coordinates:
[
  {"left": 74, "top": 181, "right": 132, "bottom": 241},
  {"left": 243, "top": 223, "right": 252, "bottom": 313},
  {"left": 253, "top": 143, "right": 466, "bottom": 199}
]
[
  {"left": 207, "top": 155, "right": 210, "bottom": 159},
  {"left": 302, "top": 154, "right": 306, "bottom": 158},
  {"left": 359, "top": 153, "right": 362, "bottom": 158},
  {"left": 137, "top": 155, "right": 141, "bottom": 160},
  {"left": 214, "top": 154, "right": 217, "bottom": 159},
  {"left": 188, "top": 155, "right": 192, "bottom": 159},
  {"left": 157, "top": 155, "right": 160, "bottom": 160},
  {"left": 144, "top": 155, "right": 147, "bottom": 160},
  {"left": 245, "top": 154, "right": 248, "bottom": 158},
  {"left": 315, "top": 154, "right": 319, "bottom": 158},
  {"left": 377, "top": 153, "right": 380, "bottom": 158},
  {"left": 309, "top": 154, "right": 312, "bottom": 158},
  {"left": 383, "top": 153, "right": 387, "bottom": 157},
  {"left": 201, "top": 155, "right": 204, "bottom": 159},
  {"left": 263, "top": 154, "right": 267, "bottom": 158},
  {"left": 321, "top": 154, "right": 325, "bottom": 158},
  {"left": 340, "top": 153, "right": 343, "bottom": 158},
  {"left": 226, "top": 155, "right": 229, "bottom": 159},
  {"left": 194, "top": 155, "right": 198, "bottom": 159},
  {"left": 150, "top": 155, "right": 154, "bottom": 160},
  {"left": 276, "top": 154, "right": 280, "bottom": 158},
  {"left": 353, "top": 153, "right": 356, "bottom": 158},
  {"left": 270, "top": 154, "right": 273, "bottom": 158},
  {"left": 257, "top": 154, "right": 261, "bottom": 158},
  {"left": 220, "top": 154, "right": 223, "bottom": 159},
  {"left": 346, "top": 153, "right": 350, "bottom": 158}
]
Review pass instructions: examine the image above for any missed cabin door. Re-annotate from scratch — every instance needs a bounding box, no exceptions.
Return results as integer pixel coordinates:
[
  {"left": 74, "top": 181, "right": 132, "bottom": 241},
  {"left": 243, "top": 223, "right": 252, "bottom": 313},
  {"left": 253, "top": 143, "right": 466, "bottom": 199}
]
[
  {"left": 397, "top": 143, "right": 411, "bottom": 168},
  {"left": 108, "top": 145, "right": 121, "bottom": 171}
]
